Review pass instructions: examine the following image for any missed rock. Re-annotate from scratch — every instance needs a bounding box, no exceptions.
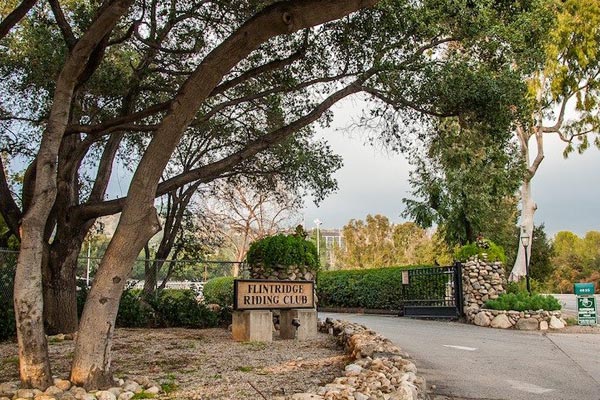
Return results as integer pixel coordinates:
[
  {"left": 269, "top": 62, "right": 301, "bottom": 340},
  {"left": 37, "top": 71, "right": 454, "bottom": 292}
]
[
  {"left": 550, "top": 315, "right": 565, "bottom": 329},
  {"left": 291, "top": 394, "right": 324, "bottom": 399},
  {"left": 354, "top": 392, "right": 370, "bottom": 400},
  {"left": 473, "top": 311, "right": 491, "bottom": 327},
  {"left": 53, "top": 379, "right": 72, "bottom": 391},
  {"left": 117, "top": 392, "right": 134, "bottom": 400},
  {"left": 144, "top": 386, "right": 160, "bottom": 395},
  {"left": 206, "top": 303, "right": 221, "bottom": 312},
  {"left": 515, "top": 318, "right": 539, "bottom": 331},
  {"left": 16, "top": 389, "right": 36, "bottom": 399},
  {"left": 44, "top": 386, "right": 63, "bottom": 396},
  {"left": 344, "top": 363, "right": 363, "bottom": 376},
  {"left": 540, "top": 321, "right": 549, "bottom": 330},
  {"left": 121, "top": 382, "right": 141, "bottom": 393},
  {"left": 34, "top": 395, "right": 56, "bottom": 400},
  {"left": 490, "top": 314, "right": 513, "bottom": 329},
  {"left": 107, "top": 387, "right": 122, "bottom": 397},
  {"left": 95, "top": 390, "right": 117, "bottom": 400},
  {"left": 0, "top": 382, "right": 18, "bottom": 397}
]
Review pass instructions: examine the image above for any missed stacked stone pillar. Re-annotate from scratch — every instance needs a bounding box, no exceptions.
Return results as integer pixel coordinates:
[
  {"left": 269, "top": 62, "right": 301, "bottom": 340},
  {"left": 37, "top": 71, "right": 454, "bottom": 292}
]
[{"left": 461, "top": 256, "right": 507, "bottom": 320}]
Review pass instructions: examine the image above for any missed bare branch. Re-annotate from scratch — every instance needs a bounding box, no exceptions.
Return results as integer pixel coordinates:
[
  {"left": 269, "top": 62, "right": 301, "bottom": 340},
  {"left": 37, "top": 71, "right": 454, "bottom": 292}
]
[{"left": 48, "top": 0, "right": 77, "bottom": 50}]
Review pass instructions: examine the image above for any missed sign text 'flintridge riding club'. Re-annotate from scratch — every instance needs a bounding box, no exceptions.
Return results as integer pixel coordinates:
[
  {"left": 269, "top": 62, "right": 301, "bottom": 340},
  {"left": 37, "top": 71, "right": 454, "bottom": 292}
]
[{"left": 234, "top": 279, "right": 315, "bottom": 310}]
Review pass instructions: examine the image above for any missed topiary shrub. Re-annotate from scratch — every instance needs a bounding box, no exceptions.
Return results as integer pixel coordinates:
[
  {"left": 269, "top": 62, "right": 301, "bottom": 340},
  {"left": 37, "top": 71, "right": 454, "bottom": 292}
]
[
  {"left": 247, "top": 233, "right": 319, "bottom": 270},
  {"left": 484, "top": 292, "right": 561, "bottom": 311},
  {"left": 455, "top": 238, "right": 506, "bottom": 263},
  {"left": 203, "top": 276, "right": 235, "bottom": 307}
]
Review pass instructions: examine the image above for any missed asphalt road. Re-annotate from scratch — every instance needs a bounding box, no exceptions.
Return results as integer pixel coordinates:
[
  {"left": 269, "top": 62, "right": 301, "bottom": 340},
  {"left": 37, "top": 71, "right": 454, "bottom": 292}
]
[{"left": 319, "top": 312, "right": 600, "bottom": 400}]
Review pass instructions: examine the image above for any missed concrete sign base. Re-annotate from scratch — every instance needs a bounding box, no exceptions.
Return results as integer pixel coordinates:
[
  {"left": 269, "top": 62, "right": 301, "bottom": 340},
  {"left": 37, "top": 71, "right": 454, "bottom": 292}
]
[
  {"left": 232, "top": 310, "right": 273, "bottom": 342},
  {"left": 279, "top": 309, "right": 318, "bottom": 340}
]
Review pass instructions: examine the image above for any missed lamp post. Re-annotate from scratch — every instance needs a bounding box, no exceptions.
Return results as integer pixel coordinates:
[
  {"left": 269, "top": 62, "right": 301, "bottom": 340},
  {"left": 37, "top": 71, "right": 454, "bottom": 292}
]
[
  {"left": 314, "top": 219, "right": 322, "bottom": 258},
  {"left": 520, "top": 228, "right": 531, "bottom": 294}
]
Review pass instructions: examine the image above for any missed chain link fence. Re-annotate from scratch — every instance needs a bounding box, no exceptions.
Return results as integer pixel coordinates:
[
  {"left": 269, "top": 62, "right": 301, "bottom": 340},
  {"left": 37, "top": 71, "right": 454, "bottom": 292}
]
[{"left": 0, "top": 247, "right": 244, "bottom": 315}]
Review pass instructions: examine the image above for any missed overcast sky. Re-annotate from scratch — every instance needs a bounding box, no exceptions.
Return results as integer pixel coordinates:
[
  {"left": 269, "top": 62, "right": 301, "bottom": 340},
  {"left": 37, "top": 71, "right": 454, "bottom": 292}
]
[{"left": 302, "top": 98, "right": 600, "bottom": 237}]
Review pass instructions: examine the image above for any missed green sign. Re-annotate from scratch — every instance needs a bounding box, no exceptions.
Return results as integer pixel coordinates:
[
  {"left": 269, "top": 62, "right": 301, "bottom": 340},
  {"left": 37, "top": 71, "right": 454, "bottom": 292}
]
[
  {"left": 574, "top": 282, "right": 595, "bottom": 296},
  {"left": 577, "top": 296, "right": 598, "bottom": 326}
]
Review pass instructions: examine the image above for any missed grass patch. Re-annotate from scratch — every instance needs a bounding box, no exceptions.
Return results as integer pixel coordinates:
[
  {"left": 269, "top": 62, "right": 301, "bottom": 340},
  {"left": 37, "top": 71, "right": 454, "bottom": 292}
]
[
  {"left": 237, "top": 366, "right": 254, "bottom": 372},
  {"left": 241, "top": 341, "right": 267, "bottom": 351},
  {"left": 161, "top": 382, "right": 179, "bottom": 394},
  {"left": 131, "top": 393, "right": 156, "bottom": 399},
  {"left": 564, "top": 317, "right": 577, "bottom": 326}
]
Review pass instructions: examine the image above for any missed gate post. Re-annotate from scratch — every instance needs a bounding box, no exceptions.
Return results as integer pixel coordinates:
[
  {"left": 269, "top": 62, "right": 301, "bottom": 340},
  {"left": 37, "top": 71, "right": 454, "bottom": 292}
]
[{"left": 454, "top": 262, "right": 464, "bottom": 317}]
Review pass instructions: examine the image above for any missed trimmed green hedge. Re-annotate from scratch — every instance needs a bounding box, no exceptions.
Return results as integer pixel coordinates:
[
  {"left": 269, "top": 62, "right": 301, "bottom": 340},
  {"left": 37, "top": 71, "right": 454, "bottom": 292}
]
[
  {"left": 317, "top": 265, "right": 446, "bottom": 310},
  {"left": 247, "top": 233, "right": 318, "bottom": 270},
  {"left": 484, "top": 292, "right": 562, "bottom": 311}
]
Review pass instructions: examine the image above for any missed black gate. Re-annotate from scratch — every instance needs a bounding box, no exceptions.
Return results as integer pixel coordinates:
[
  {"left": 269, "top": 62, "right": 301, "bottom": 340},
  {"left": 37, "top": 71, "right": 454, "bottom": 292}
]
[{"left": 399, "top": 263, "right": 463, "bottom": 318}]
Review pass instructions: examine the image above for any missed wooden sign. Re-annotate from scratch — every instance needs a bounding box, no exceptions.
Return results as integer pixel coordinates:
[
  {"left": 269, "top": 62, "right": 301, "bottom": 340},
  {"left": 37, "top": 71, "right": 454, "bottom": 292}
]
[{"left": 234, "top": 279, "right": 315, "bottom": 310}]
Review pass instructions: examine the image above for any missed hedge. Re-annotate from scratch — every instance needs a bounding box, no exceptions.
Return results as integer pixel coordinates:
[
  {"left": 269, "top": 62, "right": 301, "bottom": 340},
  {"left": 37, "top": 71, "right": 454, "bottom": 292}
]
[{"left": 317, "top": 265, "right": 447, "bottom": 310}]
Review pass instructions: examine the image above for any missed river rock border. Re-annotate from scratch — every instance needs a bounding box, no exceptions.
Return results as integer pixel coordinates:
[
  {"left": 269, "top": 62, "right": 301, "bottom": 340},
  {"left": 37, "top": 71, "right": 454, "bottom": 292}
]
[
  {"left": 0, "top": 376, "right": 161, "bottom": 400},
  {"left": 274, "top": 319, "right": 429, "bottom": 400},
  {"left": 467, "top": 308, "right": 565, "bottom": 330}
]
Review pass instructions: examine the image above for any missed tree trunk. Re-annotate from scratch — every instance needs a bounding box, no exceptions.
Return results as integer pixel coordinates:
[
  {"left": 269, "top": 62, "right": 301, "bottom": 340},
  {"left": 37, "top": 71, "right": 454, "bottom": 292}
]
[
  {"left": 70, "top": 208, "right": 161, "bottom": 389},
  {"left": 13, "top": 229, "right": 52, "bottom": 389},
  {"left": 43, "top": 243, "right": 81, "bottom": 334},
  {"left": 509, "top": 178, "right": 536, "bottom": 281}
]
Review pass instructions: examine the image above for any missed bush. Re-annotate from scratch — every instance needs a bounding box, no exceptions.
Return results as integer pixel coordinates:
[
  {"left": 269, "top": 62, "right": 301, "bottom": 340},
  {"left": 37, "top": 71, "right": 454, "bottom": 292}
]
[
  {"left": 203, "top": 276, "right": 235, "bottom": 307},
  {"left": 247, "top": 234, "right": 318, "bottom": 270},
  {"left": 317, "top": 265, "right": 445, "bottom": 310},
  {"left": 484, "top": 292, "right": 561, "bottom": 311},
  {"left": 115, "top": 289, "right": 220, "bottom": 328},
  {"left": 0, "top": 256, "right": 16, "bottom": 341},
  {"left": 455, "top": 240, "right": 506, "bottom": 263},
  {"left": 116, "top": 289, "right": 153, "bottom": 327},
  {"left": 151, "top": 290, "right": 217, "bottom": 328}
]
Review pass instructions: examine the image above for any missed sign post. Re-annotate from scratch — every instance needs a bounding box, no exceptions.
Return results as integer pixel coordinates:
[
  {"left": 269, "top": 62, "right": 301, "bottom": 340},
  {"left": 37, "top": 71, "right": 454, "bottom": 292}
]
[{"left": 574, "top": 283, "right": 598, "bottom": 326}]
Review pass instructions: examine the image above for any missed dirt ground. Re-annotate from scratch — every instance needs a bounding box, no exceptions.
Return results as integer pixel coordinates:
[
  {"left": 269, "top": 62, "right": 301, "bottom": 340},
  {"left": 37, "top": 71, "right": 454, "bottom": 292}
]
[{"left": 0, "top": 328, "right": 349, "bottom": 399}]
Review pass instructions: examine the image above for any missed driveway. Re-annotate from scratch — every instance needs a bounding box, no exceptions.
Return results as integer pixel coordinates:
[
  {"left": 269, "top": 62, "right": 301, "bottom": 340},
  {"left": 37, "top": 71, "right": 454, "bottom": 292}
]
[{"left": 319, "top": 312, "right": 600, "bottom": 400}]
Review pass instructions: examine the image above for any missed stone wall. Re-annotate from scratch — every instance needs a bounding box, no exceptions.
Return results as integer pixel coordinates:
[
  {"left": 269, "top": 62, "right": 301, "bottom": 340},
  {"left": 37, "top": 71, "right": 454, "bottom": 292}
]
[
  {"left": 467, "top": 308, "right": 565, "bottom": 330},
  {"left": 250, "top": 263, "right": 316, "bottom": 281},
  {"left": 462, "top": 256, "right": 565, "bottom": 330},
  {"left": 275, "top": 319, "right": 429, "bottom": 400},
  {"left": 462, "top": 256, "right": 506, "bottom": 311}
]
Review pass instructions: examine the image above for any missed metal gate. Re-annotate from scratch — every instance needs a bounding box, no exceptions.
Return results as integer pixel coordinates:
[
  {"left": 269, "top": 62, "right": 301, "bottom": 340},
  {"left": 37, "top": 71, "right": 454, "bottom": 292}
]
[{"left": 399, "top": 263, "right": 463, "bottom": 318}]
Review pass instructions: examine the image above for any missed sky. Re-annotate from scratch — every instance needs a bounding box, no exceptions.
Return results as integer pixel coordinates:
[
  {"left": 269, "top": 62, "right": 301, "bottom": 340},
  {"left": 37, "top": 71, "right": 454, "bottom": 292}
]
[{"left": 302, "top": 98, "right": 600, "bottom": 237}]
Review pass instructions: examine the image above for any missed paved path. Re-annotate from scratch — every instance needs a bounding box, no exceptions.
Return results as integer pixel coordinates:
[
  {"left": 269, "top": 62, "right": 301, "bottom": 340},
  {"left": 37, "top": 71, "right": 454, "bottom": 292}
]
[{"left": 319, "top": 312, "right": 600, "bottom": 400}]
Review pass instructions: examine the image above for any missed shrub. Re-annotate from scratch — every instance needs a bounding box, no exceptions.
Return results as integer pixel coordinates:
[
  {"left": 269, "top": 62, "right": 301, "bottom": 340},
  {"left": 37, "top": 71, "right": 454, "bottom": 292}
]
[
  {"left": 455, "top": 240, "right": 506, "bottom": 263},
  {"left": 0, "top": 257, "right": 16, "bottom": 341},
  {"left": 317, "top": 265, "right": 445, "bottom": 310},
  {"left": 247, "top": 234, "right": 318, "bottom": 270},
  {"left": 151, "top": 289, "right": 217, "bottom": 328},
  {"left": 203, "top": 276, "right": 235, "bottom": 307},
  {"left": 484, "top": 292, "right": 561, "bottom": 311},
  {"left": 116, "top": 289, "right": 153, "bottom": 327}
]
